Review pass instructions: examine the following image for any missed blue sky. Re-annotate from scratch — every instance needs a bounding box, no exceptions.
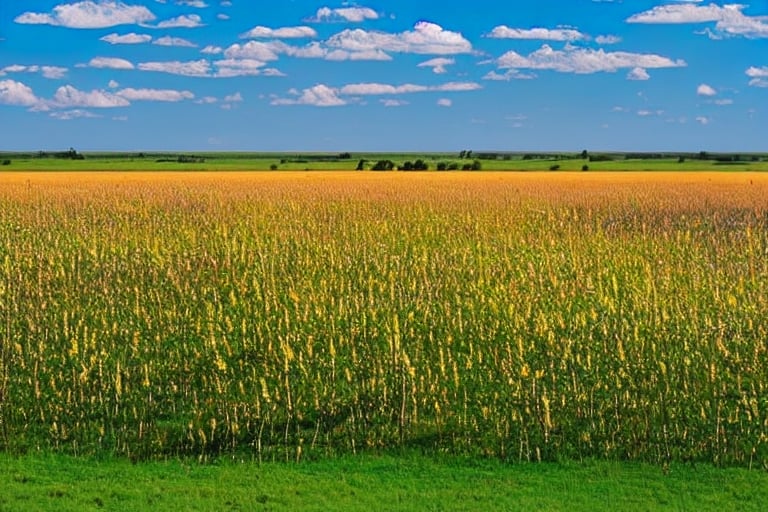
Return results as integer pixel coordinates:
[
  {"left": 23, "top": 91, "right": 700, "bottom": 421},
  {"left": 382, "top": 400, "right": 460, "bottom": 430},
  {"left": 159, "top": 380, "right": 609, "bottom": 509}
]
[{"left": 1, "top": 1, "right": 766, "bottom": 152}]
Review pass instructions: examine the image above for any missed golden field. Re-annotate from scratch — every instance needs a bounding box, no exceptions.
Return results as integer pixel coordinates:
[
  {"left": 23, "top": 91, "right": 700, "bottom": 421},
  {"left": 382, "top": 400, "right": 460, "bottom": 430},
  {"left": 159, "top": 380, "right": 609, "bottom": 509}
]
[{"left": 1, "top": 171, "right": 766, "bottom": 464}]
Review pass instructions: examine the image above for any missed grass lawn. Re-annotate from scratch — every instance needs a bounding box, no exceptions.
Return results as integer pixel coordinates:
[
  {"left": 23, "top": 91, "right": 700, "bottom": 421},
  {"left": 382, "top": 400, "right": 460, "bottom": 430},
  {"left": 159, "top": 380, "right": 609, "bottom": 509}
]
[{"left": 1, "top": 454, "right": 766, "bottom": 511}]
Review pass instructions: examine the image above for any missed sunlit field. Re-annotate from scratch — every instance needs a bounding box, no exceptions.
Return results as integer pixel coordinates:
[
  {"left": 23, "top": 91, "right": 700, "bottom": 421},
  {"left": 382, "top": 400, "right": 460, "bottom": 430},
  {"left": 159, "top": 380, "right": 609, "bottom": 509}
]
[{"left": 1, "top": 172, "right": 767, "bottom": 466}]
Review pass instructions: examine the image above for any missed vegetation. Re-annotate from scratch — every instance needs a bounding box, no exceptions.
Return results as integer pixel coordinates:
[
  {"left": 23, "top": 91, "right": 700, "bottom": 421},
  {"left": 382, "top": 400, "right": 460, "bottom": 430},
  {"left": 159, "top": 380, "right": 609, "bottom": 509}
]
[
  {"left": 2, "top": 150, "right": 767, "bottom": 172},
  {"left": 1, "top": 171, "right": 767, "bottom": 467},
  {"left": 2, "top": 453, "right": 768, "bottom": 511}
]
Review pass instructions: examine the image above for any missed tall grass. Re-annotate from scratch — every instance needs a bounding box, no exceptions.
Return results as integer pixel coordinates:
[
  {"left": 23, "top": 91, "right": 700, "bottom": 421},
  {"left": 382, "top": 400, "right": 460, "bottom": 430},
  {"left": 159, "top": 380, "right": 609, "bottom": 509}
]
[{"left": 1, "top": 172, "right": 767, "bottom": 465}]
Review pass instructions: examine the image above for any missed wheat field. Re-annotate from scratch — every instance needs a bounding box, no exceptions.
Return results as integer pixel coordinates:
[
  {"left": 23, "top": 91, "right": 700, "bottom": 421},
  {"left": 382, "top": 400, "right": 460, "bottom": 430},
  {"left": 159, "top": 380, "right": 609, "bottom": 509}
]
[{"left": 1, "top": 171, "right": 766, "bottom": 465}]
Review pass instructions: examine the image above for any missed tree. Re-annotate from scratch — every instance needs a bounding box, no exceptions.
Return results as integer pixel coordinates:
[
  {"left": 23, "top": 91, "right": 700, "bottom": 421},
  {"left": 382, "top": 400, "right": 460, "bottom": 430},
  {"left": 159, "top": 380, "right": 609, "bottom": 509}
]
[
  {"left": 356, "top": 159, "right": 366, "bottom": 171},
  {"left": 581, "top": 149, "right": 589, "bottom": 160},
  {"left": 459, "top": 150, "right": 467, "bottom": 159},
  {"left": 471, "top": 160, "right": 482, "bottom": 171},
  {"left": 437, "top": 162, "right": 447, "bottom": 171}
]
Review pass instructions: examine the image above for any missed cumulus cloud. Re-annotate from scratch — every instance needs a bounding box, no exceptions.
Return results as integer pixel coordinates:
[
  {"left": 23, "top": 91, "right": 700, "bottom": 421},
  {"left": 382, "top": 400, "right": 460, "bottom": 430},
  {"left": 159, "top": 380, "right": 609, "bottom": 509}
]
[
  {"left": 240, "top": 25, "right": 317, "bottom": 39},
  {"left": 326, "top": 21, "right": 473, "bottom": 55},
  {"left": 101, "top": 32, "right": 151, "bottom": 44},
  {"left": 627, "top": 3, "right": 768, "bottom": 38},
  {"left": 595, "top": 35, "right": 622, "bottom": 45},
  {"left": 15, "top": 1, "right": 156, "bottom": 29},
  {"left": 138, "top": 59, "right": 211, "bottom": 76},
  {"left": 88, "top": 57, "right": 135, "bottom": 69},
  {"left": 482, "top": 69, "right": 536, "bottom": 81},
  {"left": 271, "top": 84, "right": 347, "bottom": 107},
  {"left": 0, "top": 79, "right": 40, "bottom": 106},
  {"left": 380, "top": 99, "right": 408, "bottom": 107},
  {"left": 177, "top": 0, "right": 207, "bottom": 7},
  {"left": 339, "top": 81, "right": 481, "bottom": 95},
  {"left": 214, "top": 58, "right": 269, "bottom": 77},
  {"left": 747, "top": 66, "right": 768, "bottom": 87},
  {"left": 417, "top": 57, "right": 455, "bottom": 74},
  {"left": 308, "top": 6, "right": 379, "bottom": 23},
  {"left": 437, "top": 98, "right": 452, "bottom": 107},
  {"left": 116, "top": 87, "right": 194, "bottom": 101},
  {"left": 201, "top": 45, "right": 223, "bottom": 54},
  {"left": 224, "top": 40, "right": 391, "bottom": 62},
  {"left": 697, "top": 83, "right": 716, "bottom": 96},
  {"left": 495, "top": 44, "right": 686, "bottom": 74},
  {"left": 53, "top": 85, "right": 130, "bottom": 108},
  {"left": 627, "top": 67, "right": 650, "bottom": 80},
  {"left": 156, "top": 14, "right": 204, "bottom": 28},
  {"left": 2, "top": 65, "right": 68, "bottom": 79},
  {"left": 153, "top": 36, "right": 197, "bottom": 47},
  {"left": 50, "top": 109, "right": 101, "bottom": 120},
  {"left": 487, "top": 26, "right": 587, "bottom": 41}
]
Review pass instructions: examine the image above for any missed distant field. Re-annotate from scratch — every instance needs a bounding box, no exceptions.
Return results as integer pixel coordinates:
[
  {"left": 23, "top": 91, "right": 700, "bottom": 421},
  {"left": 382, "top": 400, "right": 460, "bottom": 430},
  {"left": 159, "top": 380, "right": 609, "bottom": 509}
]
[
  {"left": 1, "top": 171, "right": 767, "bottom": 467},
  {"left": 2, "top": 151, "right": 768, "bottom": 172}
]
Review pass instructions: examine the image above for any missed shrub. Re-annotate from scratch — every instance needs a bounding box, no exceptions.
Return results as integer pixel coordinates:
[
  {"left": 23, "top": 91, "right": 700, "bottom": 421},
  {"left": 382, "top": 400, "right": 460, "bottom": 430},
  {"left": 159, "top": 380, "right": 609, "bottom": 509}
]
[
  {"left": 549, "top": 164, "right": 561, "bottom": 171},
  {"left": 270, "top": 164, "right": 278, "bottom": 170},
  {"left": 582, "top": 165, "right": 589, "bottom": 171},
  {"left": 1, "top": 159, "right": 10, "bottom": 166}
]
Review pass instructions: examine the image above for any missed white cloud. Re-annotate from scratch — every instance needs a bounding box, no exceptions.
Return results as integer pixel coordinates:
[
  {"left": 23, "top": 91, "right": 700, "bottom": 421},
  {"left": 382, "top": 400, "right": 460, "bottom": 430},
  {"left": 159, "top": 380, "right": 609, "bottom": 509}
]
[
  {"left": 108, "top": 80, "right": 119, "bottom": 88},
  {"left": 224, "top": 41, "right": 280, "bottom": 61},
  {"left": 177, "top": 0, "right": 207, "bottom": 7},
  {"left": 627, "top": 67, "right": 650, "bottom": 81},
  {"left": 50, "top": 109, "right": 101, "bottom": 120},
  {"left": 272, "top": 84, "right": 347, "bottom": 107},
  {"left": 2, "top": 65, "right": 68, "bottom": 79},
  {"left": 326, "top": 22, "right": 473, "bottom": 55},
  {"left": 15, "top": 1, "right": 156, "bottom": 28},
  {"left": 627, "top": 3, "right": 768, "bottom": 38},
  {"left": 697, "top": 83, "right": 716, "bottom": 96},
  {"left": 0, "top": 79, "right": 39, "bottom": 106},
  {"left": 201, "top": 45, "right": 223, "bottom": 54},
  {"left": 496, "top": 44, "right": 686, "bottom": 74},
  {"left": 325, "top": 49, "right": 392, "bottom": 61},
  {"left": 488, "top": 26, "right": 587, "bottom": 41},
  {"left": 380, "top": 99, "right": 408, "bottom": 107},
  {"left": 224, "top": 40, "right": 391, "bottom": 62},
  {"left": 437, "top": 98, "right": 452, "bottom": 107},
  {"left": 116, "top": 87, "right": 194, "bottom": 101},
  {"left": 217, "top": 14, "right": 230, "bottom": 21},
  {"left": 595, "top": 35, "right": 622, "bottom": 45},
  {"left": 154, "top": 36, "right": 197, "bottom": 47},
  {"left": 240, "top": 26, "right": 317, "bottom": 39},
  {"left": 101, "top": 32, "right": 151, "bottom": 44},
  {"left": 138, "top": 59, "right": 211, "bottom": 76},
  {"left": 696, "top": 116, "right": 710, "bottom": 125},
  {"left": 53, "top": 85, "right": 130, "bottom": 108},
  {"left": 418, "top": 57, "right": 454, "bottom": 74},
  {"left": 340, "top": 81, "right": 481, "bottom": 96},
  {"left": 224, "top": 92, "right": 243, "bottom": 102},
  {"left": 156, "top": 14, "right": 204, "bottom": 28},
  {"left": 214, "top": 58, "right": 268, "bottom": 77},
  {"left": 747, "top": 66, "right": 768, "bottom": 77},
  {"left": 483, "top": 69, "right": 536, "bottom": 81},
  {"left": 309, "top": 6, "right": 379, "bottom": 23},
  {"left": 747, "top": 66, "right": 768, "bottom": 87},
  {"left": 88, "top": 57, "right": 135, "bottom": 69}
]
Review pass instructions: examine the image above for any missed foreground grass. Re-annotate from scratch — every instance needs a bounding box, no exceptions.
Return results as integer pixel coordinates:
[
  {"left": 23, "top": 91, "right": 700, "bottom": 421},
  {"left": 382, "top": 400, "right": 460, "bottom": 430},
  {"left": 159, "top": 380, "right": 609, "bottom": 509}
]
[{"left": 1, "top": 454, "right": 767, "bottom": 511}]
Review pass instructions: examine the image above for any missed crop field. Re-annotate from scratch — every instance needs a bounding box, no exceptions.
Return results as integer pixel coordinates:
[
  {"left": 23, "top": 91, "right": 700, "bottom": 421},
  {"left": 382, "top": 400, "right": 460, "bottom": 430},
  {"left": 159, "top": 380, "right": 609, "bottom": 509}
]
[{"left": 1, "top": 171, "right": 767, "bottom": 467}]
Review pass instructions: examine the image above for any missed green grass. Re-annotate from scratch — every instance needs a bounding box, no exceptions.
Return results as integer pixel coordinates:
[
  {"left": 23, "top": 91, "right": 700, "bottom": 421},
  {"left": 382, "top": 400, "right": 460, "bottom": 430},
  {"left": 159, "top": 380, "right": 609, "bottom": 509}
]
[
  {"left": 2, "top": 152, "right": 768, "bottom": 172},
  {"left": 1, "top": 453, "right": 767, "bottom": 511}
]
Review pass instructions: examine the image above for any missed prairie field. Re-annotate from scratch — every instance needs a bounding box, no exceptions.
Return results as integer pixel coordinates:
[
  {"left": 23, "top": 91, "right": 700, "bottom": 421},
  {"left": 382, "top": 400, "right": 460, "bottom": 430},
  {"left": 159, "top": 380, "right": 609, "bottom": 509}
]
[{"left": 1, "top": 171, "right": 767, "bottom": 466}]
